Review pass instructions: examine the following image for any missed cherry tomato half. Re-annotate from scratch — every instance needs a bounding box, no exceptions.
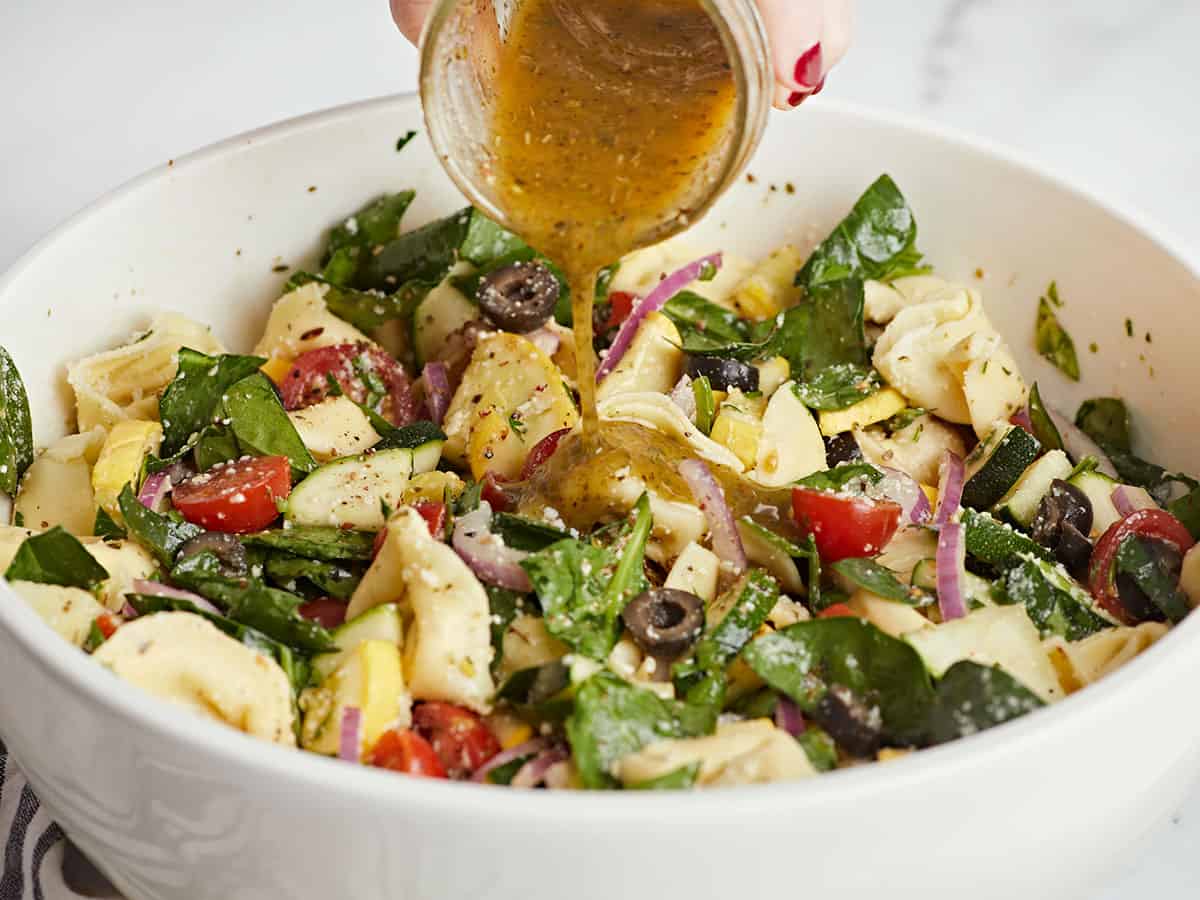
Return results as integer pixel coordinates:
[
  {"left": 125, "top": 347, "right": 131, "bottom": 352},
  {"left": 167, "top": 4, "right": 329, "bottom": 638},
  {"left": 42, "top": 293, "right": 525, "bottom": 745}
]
[
  {"left": 520, "top": 427, "right": 571, "bottom": 480},
  {"left": 1088, "top": 508, "right": 1195, "bottom": 624},
  {"left": 172, "top": 456, "right": 291, "bottom": 533},
  {"left": 603, "top": 291, "right": 637, "bottom": 332},
  {"left": 368, "top": 728, "right": 447, "bottom": 779},
  {"left": 298, "top": 598, "right": 348, "bottom": 630},
  {"left": 412, "top": 701, "right": 501, "bottom": 779},
  {"left": 791, "top": 487, "right": 902, "bottom": 562},
  {"left": 280, "top": 343, "right": 417, "bottom": 426},
  {"left": 412, "top": 501, "right": 447, "bottom": 539},
  {"left": 481, "top": 472, "right": 513, "bottom": 513},
  {"left": 95, "top": 613, "right": 120, "bottom": 639},
  {"left": 818, "top": 603, "right": 856, "bottom": 619}
]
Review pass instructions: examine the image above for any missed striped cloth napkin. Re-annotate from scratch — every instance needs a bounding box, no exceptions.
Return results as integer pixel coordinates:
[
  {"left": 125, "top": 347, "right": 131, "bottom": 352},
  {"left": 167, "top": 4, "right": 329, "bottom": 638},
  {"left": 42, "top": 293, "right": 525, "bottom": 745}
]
[{"left": 0, "top": 740, "right": 119, "bottom": 899}]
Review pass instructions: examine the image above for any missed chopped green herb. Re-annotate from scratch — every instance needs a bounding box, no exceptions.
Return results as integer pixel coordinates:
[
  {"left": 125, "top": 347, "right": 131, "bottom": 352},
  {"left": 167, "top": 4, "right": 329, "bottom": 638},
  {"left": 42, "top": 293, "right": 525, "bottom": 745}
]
[
  {"left": 395, "top": 130, "right": 418, "bottom": 152},
  {"left": 1035, "top": 292, "right": 1080, "bottom": 381},
  {"left": 0, "top": 346, "right": 34, "bottom": 495}
]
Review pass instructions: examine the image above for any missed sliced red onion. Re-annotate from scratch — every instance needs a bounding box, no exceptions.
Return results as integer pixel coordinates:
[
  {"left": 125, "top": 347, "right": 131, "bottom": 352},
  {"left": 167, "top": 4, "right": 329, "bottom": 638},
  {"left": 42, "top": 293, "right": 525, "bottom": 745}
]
[
  {"left": 451, "top": 503, "right": 532, "bottom": 592},
  {"left": 527, "top": 327, "right": 561, "bottom": 358},
  {"left": 595, "top": 253, "right": 722, "bottom": 382},
  {"left": 119, "top": 600, "right": 140, "bottom": 619},
  {"left": 510, "top": 745, "right": 569, "bottom": 788},
  {"left": 679, "top": 458, "right": 747, "bottom": 576},
  {"left": 934, "top": 451, "right": 964, "bottom": 527},
  {"left": 774, "top": 695, "right": 806, "bottom": 737},
  {"left": 880, "top": 467, "right": 930, "bottom": 525},
  {"left": 1111, "top": 485, "right": 1137, "bottom": 518},
  {"left": 421, "top": 362, "right": 452, "bottom": 426},
  {"left": 1010, "top": 406, "right": 1034, "bottom": 433},
  {"left": 1046, "top": 407, "right": 1118, "bottom": 478},
  {"left": 130, "top": 579, "right": 221, "bottom": 615},
  {"left": 471, "top": 737, "right": 551, "bottom": 784},
  {"left": 935, "top": 522, "right": 968, "bottom": 622},
  {"left": 338, "top": 706, "right": 362, "bottom": 763},
  {"left": 137, "top": 472, "right": 173, "bottom": 512},
  {"left": 669, "top": 375, "right": 697, "bottom": 421}
]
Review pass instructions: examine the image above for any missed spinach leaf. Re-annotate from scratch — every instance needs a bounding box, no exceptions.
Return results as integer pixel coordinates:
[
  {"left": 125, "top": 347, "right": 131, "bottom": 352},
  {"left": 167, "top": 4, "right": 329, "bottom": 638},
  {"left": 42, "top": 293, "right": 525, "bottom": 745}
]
[
  {"left": 566, "top": 670, "right": 710, "bottom": 789},
  {"left": 263, "top": 553, "right": 361, "bottom": 600},
  {"left": 4, "top": 527, "right": 109, "bottom": 589},
  {"left": 628, "top": 764, "right": 700, "bottom": 790},
  {"left": 801, "top": 278, "right": 868, "bottom": 376},
  {"left": 999, "top": 553, "right": 1113, "bottom": 640},
  {"left": 496, "top": 659, "right": 573, "bottom": 722},
  {"left": 662, "top": 290, "right": 750, "bottom": 346},
  {"left": 158, "top": 348, "right": 266, "bottom": 455},
  {"left": 193, "top": 425, "right": 241, "bottom": 472},
  {"left": 1035, "top": 292, "right": 1080, "bottom": 381},
  {"left": 222, "top": 374, "right": 316, "bottom": 475},
  {"left": 459, "top": 210, "right": 531, "bottom": 266},
  {"left": 674, "top": 570, "right": 779, "bottom": 691},
  {"left": 1026, "top": 382, "right": 1062, "bottom": 452},
  {"left": 118, "top": 483, "right": 203, "bottom": 567},
  {"left": 170, "top": 552, "right": 334, "bottom": 652},
  {"left": 359, "top": 207, "right": 473, "bottom": 291},
  {"left": 320, "top": 192, "right": 416, "bottom": 286},
  {"left": 522, "top": 494, "right": 651, "bottom": 660},
  {"left": 522, "top": 539, "right": 619, "bottom": 660},
  {"left": 486, "top": 585, "right": 527, "bottom": 677},
  {"left": 491, "top": 513, "right": 570, "bottom": 552},
  {"left": 925, "top": 660, "right": 1044, "bottom": 745},
  {"left": 792, "top": 364, "right": 881, "bottom": 411},
  {"left": 1115, "top": 535, "right": 1190, "bottom": 624},
  {"left": 241, "top": 526, "right": 376, "bottom": 561},
  {"left": 0, "top": 347, "right": 33, "bottom": 495},
  {"left": 93, "top": 507, "right": 127, "bottom": 541},
  {"left": 1169, "top": 487, "right": 1200, "bottom": 541},
  {"left": 742, "top": 617, "right": 934, "bottom": 747},
  {"left": 287, "top": 272, "right": 426, "bottom": 333},
  {"left": 796, "top": 174, "right": 926, "bottom": 288},
  {"left": 1075, "top": 397, "right": 1130, "bottom": 451},
  {"left": 831, "top": 557, "right": 928, "bottom": 605},
  {"left": 795, "top": 461, "right": 883, "bottom": 493},
  {"left": 371, "top": 419, "right": 446, "bottom": 452}
]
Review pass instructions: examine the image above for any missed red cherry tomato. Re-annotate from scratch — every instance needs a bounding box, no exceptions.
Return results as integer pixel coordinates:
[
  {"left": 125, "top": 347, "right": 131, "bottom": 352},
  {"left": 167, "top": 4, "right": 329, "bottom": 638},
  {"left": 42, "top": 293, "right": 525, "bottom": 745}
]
[
  {"left": 172, "top": 456, "right": 291, "bottom": 533},
  {"left": 480, "top": 472, "right": 512, "bottom": 513},
  {"left": 1088, "top": 509, "right": 1195, "bottom": 624},
  {"left": 367, "top": 729, "right": 448, "bottom": 779},
  {"left": 603, "top": 291, "right": 637, "bottom": 332},
  {"left": 520, "top": 428, "right": 571, "bottom": 480},
  {"left": 279, "top": 343, "right": 417, "bottom": 426},
  {"left": 95, "top": 613, "right": 120, "bottom": 639},
  {"left": 412, "top": 701, "right": 501, "bottom": 779},
  {"left": 412, "top": 501, "right": 447, "bottom": 539},
  {"left": 791, "top": 487, "right": 902, "bottom": 562},
  {"left": 818, "top": 603, "right": 856, "bottom": 619},
  {"left": 298, "top": 598, "right": 347, "bottom": 630}
]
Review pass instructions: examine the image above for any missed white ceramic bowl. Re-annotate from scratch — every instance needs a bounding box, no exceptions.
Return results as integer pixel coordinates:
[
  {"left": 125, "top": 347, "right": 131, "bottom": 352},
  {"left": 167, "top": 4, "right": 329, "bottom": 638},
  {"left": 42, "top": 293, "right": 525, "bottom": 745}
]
[{"left": 2, "top": 94, "right": 1199, "bottom": 900}]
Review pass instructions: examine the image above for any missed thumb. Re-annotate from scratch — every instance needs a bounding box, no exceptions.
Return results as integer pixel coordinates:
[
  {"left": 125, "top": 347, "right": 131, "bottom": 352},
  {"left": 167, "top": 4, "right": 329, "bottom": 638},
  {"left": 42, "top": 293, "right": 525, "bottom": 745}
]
[{"left": 391, "top": 0, "right": 435, "bottom": 44}]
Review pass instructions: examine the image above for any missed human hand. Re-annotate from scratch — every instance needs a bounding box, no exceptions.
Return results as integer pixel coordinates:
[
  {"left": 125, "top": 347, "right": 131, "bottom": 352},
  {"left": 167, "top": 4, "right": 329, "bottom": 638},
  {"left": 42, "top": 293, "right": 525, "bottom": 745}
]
[{"left": 391, "top": 0, "right": 853, "bottom": 110}]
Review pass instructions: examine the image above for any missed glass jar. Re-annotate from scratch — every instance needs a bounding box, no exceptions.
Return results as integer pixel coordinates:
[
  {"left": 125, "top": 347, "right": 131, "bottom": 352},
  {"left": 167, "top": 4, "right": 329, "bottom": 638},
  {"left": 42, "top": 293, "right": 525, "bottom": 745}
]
[{"left": 418, "top": 0, "right": 772, "bottom": 250}]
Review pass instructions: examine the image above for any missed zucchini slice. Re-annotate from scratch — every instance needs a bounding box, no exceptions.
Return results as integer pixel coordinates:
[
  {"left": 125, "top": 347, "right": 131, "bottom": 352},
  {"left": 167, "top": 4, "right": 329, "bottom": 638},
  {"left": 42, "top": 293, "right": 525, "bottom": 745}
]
[
  {"left": 960, "top": 508, "right": 1052, "bottom": 567},
  {"left": 994, "top": 449, "right": 1073, "bottom": 527},
  {"left": 961, "top": 423, "right": 1041, "bottom": 510},
  {"left": 312, "top": 603, "right": 403, "bottom": 683}
]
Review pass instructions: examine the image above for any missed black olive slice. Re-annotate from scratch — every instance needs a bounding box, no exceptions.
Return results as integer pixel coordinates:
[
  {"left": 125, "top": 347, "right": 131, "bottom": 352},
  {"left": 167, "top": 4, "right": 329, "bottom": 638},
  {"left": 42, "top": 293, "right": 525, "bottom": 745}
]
[
  {"left": 1031, "top": 479, "right": 1093, "bottom": 550},
  {"left": 622, "top": 588, "right": 705, "bottom": 660},
  {"left": 1055, "top": 522, "right": 1093, "bottom": 573},
  {"left": 178, "top": 532, "right": 250, "bottom": 578},
  {"left": 476, "top": 262, "right": 560, "bottom": 333},
  {"left": 823, "top": 432, "right": 862, "bottom": 467},
  {"left": 684, "top": 356, "right": 759, "bottom": 392}
]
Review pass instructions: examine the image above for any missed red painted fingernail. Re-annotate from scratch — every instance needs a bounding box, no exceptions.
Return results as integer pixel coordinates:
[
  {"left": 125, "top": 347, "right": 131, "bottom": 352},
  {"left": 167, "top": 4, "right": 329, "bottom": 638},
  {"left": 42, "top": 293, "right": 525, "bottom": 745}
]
[
  {"left": 811, "top": 76, "right": 826, "bottom": 96},
  {"left": 788, "top": 91, "right": 806, "bottom": 107},
  {"left": 794, "top": 43, "right": 824, "bottom": 89}
]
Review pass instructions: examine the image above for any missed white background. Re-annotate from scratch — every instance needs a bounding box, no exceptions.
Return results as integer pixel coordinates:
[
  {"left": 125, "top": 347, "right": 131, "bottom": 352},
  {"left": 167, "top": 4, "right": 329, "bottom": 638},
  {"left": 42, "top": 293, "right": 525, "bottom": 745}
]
[{"left": 1, "top": 0, "right": 1197, "bottom": 896}]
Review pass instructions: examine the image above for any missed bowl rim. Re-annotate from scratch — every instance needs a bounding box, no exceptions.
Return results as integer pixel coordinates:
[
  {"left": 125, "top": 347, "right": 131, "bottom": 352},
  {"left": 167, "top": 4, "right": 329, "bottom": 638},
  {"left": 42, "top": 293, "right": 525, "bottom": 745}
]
[{"left": 2, "top": 92, "right": 1199, "bottom": 819}]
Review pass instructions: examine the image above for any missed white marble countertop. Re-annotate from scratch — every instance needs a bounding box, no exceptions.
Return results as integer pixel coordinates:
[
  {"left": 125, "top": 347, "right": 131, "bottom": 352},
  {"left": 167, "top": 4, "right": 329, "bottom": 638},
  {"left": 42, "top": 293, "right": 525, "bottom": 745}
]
[{"left": 0, "top": 0, "right": 1196, "bottom": 896}]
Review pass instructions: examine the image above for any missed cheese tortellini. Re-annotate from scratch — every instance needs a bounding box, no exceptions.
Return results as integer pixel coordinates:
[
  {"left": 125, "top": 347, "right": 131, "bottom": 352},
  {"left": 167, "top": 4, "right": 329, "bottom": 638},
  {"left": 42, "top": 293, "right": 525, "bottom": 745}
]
[{"left": 870, "top": 277, "right": 1026, "bottom": 438}]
